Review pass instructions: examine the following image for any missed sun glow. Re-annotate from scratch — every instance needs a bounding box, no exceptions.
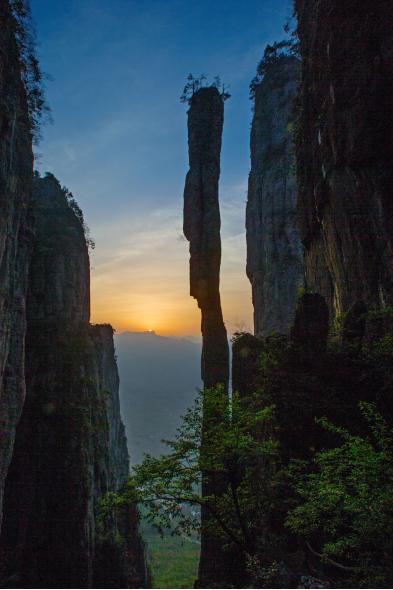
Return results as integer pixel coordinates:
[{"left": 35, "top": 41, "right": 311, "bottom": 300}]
[{"left": 88, "top": 209, "right": 253, "bottom": 338}]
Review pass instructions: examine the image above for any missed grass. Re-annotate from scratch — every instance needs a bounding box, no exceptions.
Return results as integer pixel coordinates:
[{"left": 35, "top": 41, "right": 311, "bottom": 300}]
[{"left": 141, "top": 521, "right": 200, "bottom": 589}]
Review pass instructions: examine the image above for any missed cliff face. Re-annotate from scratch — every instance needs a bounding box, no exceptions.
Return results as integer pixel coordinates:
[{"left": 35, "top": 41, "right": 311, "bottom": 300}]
[
  {"left": 90, "top": 324, "right": 147, "bottom": 589},
  {"left": 183, "top": 87, "right": 230, "bottom": 587},
  {"left": 0, "top": 1, "right": 34, "bottom": 531},
  {"left": 26, "top": 173, "right": 90, "bottom": 324},
  {"left": 247, "top": 55, "right": 303, "bottom": 336},
  {"left": 295, "top": 0, "right": 393, "bottom": 317},
  {"left": 0, "top": 175, "right": 146, "bottom": 588},
  {"left": 183, "top": 87, "right": 229, "bottom": 391},
  {"left": 231, "top": 296, "right": 392, "bottom": 587}
]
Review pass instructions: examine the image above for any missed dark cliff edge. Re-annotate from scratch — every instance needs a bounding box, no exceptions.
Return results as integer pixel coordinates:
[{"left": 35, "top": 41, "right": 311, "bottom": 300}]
[
  {"left": 232, "top": 296, "right": 393, "bottom": 587},
  {"left": 0, "top": 0, "right": 34, "bottom": 530},
  {"left": 0, "top": 175, "right": 147, "bottom": 588},
  {"left": 183, "top": 86, "right": 230, "bottom": 588},
  {"left": 295, "top": 0, "right": 393, "bottom": 318},
  {"left": 247, "top": 54, "right": 303, "bottom": 336},
  {"left": 231, "top": 9, "right": 393, "bottom": 585}
]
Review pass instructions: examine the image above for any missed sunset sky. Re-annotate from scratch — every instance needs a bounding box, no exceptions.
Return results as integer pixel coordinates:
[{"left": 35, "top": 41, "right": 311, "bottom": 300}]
[{"left": 31, "top": 0, "right": 292, "bottom": 337}]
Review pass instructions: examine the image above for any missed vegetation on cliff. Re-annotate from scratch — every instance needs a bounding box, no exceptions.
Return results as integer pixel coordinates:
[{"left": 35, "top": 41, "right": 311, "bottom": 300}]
[
  {"left": 8, "top": 0, "right": 49, "bottom": 139},
  {"left": 180, "top": 74, "right": 230, "bottom": 105},
  {"left": 102, "top": 302, "right": 393, "bottom": 588},
  {"left": 287, "top": 402, "right": 393, "bottom": 588}
]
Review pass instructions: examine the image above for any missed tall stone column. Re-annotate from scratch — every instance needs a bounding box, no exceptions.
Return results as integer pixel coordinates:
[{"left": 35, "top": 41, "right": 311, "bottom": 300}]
[{"left": 183, "top": 86, "right": 230, "bottom": 587}]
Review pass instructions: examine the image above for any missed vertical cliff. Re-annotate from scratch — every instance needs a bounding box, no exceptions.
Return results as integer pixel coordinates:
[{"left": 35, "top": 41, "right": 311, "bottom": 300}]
[
  {"left": 183, "top": 86, "right": 229, "bottom": 587},
  {"left": 0, "top": 1, "right": 34, "bottom": 530},
  {"left": 247, "top": 53, "right": 303, "bottom": 336},
  {"left": 183, "top": 86, "right": 229, "bottom": 391},
  {"left": 295, "top": 0, "right": 393, "bottom": 318},
  {"left": 0, "top": 175, "right": 146, "bottom": 588}
]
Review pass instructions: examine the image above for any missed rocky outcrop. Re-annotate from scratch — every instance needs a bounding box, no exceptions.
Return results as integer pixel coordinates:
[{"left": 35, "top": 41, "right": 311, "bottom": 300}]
[
  {"left": 183, "top": 86, "right": 229, "bottom": 391},
  {"left": 0, "top": 1, "right": 34, "bottom": 531},
  {"left": 290, "top": 293, "right": 329, "bottom": 357},
  {"left": 90, "top": 324, "right": 147, "bottom": 589},
  {"left": 0, "top": 175, "right": 146, "bottom": 588},
  {"left": 247, "top": 54, "right": 303, "bottom": 336},
  {"left": 183, "top": 86, "right": 229, "bottom": 587},
  {"left": 26, "top": 173, "right": 90, "bottom": 325},
  {"left": 232, "top": 332, "right": 264, "bottom": 398},
  {"left": 233, "top": 295, "right": 384, "bottom": 587},
  {"left": 295, "top": 0, "right": 393, "bottom": 318}
]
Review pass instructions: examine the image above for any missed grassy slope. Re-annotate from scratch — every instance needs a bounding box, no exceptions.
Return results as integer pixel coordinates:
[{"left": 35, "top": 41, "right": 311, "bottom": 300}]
[{"left": 142, "top": 523, "right": 199, "bottom": 589}]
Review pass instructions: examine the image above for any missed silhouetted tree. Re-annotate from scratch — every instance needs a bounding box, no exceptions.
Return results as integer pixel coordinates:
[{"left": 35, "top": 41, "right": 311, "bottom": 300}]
[
  {"left": 9, "top": 0, "right": 50, "bottom": 141},
  {"left": 180, "top": 73, "right": 231, "bottom": 104},
  {"left": 249, "top": 39, "right": 299, "bottom": 100}
]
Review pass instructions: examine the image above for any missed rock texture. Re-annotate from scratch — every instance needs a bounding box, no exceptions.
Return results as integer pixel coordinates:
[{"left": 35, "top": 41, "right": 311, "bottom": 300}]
[
  {"left": 232, "top": 332, "right": 264, "bottom": 398},
  {"left": 0, "top": 0, "right": 34, "bottom": 532},
  {"left": 183, "top": 86, "right": 229, "bottom": 391},
  {"left": 0, "top": 175, "right": 147, "bottom": 588},
  {"left": 295, "top": 0, "right": 393, "bottom": 318},
  {"left": 290, "top": 293, "right": 329, "bottom": 357},
  {"left": 183, "top": 86, "right": 229, "bottom": 587},
  {"left": 232, "top": 295, "right": 385, "bottom": 587},
  {"left": 247, "top": 54, "right": 303, "bottom": 336}
]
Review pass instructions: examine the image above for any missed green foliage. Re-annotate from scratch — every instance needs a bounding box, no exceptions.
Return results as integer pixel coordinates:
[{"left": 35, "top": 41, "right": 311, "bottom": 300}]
[
  {"left": 142, "top": 521, "right": 199, "bottom": 589},
  {"left": 365, "top": 306, "right": 393, "bottom": 321},
  {"left": 97, "top": 326, "right": 393, "bottom": 587},
  {"left": 114, "top": 386, "right": 278, "bottom": 559},
  {"left": 286, "top": 403, "right": 393, "bottom": 587},
  {"left": 62, "top": 182, "right": 95, "bottom": 250},
  {"left": 259, "top": 333, "right": 290, "bottom": 375},
  {"left": 180, "top": 73, "right": 231, "bottom": 105},
  {"left": 250, "top": 39, "right": 299, "bottom": 100},
  {"left": 9, "top": 0, "right": 50, "bottom": 141}
]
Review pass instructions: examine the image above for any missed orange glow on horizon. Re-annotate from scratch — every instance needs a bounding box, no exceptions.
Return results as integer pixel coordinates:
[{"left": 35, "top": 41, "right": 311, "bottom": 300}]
[
  {"left": 91, "top": 296, "right": 202, "bottom": 337},
  {"left": 90, "top": 279, "right": 253, "bottom": 338},
  {"left": 88, "top": 211, "right": 253, "bottom": 339}
]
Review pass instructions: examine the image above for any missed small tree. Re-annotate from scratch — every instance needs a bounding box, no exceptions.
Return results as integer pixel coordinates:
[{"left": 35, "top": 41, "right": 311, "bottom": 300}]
[
  {"left": 180, "top": 73, "right": 231, "bottom": 105},
  {"left": 9, "top": 0, "right": 50, "bottom": 141},
  {"left": 100, "top": 386, "right": 278, "bottom": 562},
  {"left": 249, "top": 39, "right": 299, "bottom": 100},
  {"left": 61, "top": 182, "right": 95, "bottom": 250},
  {"left": 286, "top": 402, "right": 393, "bottom": 587}
]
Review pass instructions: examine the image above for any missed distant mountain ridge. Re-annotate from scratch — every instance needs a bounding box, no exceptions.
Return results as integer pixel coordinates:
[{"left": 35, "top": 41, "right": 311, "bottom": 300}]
[{"left": 115, "top": 331, "right": 202, "bottom": 464}]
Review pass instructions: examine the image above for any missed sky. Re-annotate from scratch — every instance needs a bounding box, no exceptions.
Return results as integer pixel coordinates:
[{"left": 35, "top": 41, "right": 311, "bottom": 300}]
[{"left": 30, "top": 0, "right": 293, "bottom": 337}]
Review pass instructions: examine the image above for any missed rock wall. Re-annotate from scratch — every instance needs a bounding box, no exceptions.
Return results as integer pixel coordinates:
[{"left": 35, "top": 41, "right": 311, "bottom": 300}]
[
  {"left": 183, "top": 86, "right": 230, "bottom": 587},
  {"left": 0, "top": 0, "right": 34, "bottom": 530},
  {"left": 0, "top": 175, "right": 146, "bottom": 588},
  {"left": 232, "top": 296, "right": 390, "bottom": 587},
  {"left": 247, "top": 54, "right": 303, "bottom": 336},
  {"left": 295, "top": 0, "right": 393, "bottom": 318}
]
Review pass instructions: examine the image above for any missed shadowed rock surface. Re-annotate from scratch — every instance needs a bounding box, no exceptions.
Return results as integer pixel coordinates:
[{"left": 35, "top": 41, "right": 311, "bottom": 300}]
[
  {"left": 183, "top": 86, "right": 229, "bottom": 391},
  {"left": 0, "top": 175, "right": 147, "bottom": 588},
  {"left": 290, "top": 293, "right": 329, "bottom": 357},
  {"left": 295, "top": 0, "right": 393, "bottom": 318},
  {"left": 232, "top": 332, "right": 264, "bottom": 398},
  {"left": 183, "top": 86, "right": 230, "bottom": 588},
  {"left": 0, "top": 1, "right": 34, "bottom": 531},
  {"left": 247, "top": 54, "right": 303, "bottom": 336},
  {"left": 231, "top": 295, "right": 391, "bottom": 587}
]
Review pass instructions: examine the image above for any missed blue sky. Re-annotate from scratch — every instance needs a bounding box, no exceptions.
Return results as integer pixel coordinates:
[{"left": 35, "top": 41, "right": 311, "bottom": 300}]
[{"left": 30, "top": 0, "right": 293, "bottom": 336}]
